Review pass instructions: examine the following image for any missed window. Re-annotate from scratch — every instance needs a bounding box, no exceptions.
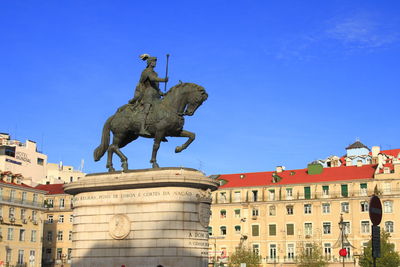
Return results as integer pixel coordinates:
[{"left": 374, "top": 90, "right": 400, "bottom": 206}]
[
  {"left": 322, "top": 203, "right": 330, "bottom": 214},
  {"left": 343, "top": 222, "right": 351, "bottom": 234},
  {"left": 219, "top": 192, "right": 227, "bottom": 203},
  {"left": 33, "top": 194, "right": 38, "bottom": 204},
  {"left": 286, "top": 205, "right": 293, "bottom": 215},
  {"left": 341, "top": 202, "right": 349, "bottom": 213},
  {"left": 37, "top": 157, "right": 44, "bottom": 165},
  {"left": 21, "top": 192, "right": 27, "bottom": 203},
  {"left": 360, "top": 183, "right": 367, "bottom": 196},
  {"left": 32, "top": 211, "right": 37, "bottom": 221},
  {"left": 47, "top": 199, "right": 54, "bottom": 208},
  {"left": 341, "top": 184, "right": 348, "bottom": 197},
  {"left": 287, "top": 244, "right": 295, "bottom": 259},
  {"left": 208, "top": 226, "right": 212, "bottom": 236},
  {"left": 304, "top": 204, "right": 312, "bottom": 214},
  {"left": 322, "top": 186, "right": 329, "bottom": 196},
  {"left": 384, "top": 201, "right": 393, "bottom": 213},
  {"left": 252, "top": 244, "right": 260, "bottom": 255},
  {"left": 305, "top": 243, "right": 313, "bottom": 256},
  {"left": 31, "top": 230, "right": 37, "bottom": 242},
  {"left": 19, "top": 229, "right": 25, "bottom": 241},
  {"left": 252, "top": 190, "right": 258, "bottom": 202},
  {"left": 252, "top": 225, "right": 259, "bottom": 236},
  {"left": 57, "top": 248, "right": 62, "bottom": 260},
  {"left": 60, "top": 198, "right": 65, "bottom": 208},
  {"left": 220, "top": 226, "right": 226, "bottom": 235},
  {"left": 304, "top": 223, "right": 312, "bottom": 236},
  {"left": 9, "top": 207, "right": 15, "bottom": 218},
  {"left": 47, "top": 214, "right": 54, "bottom": 223},
  {"left": 234, "top": 209, "right": 241, "bottom": 218},
  {"left": 269, "top": 224, "right": 276, "bottom": 236},
  {"left": 361, "top": 201, "right": 369, "bottom": 212},
  {"left": 252, "top": 207, "right": 259, "bottom": 217},
  {"left": 323, "top": 222, "right": 331, "bottom": 234},
  {"left": 344, "top": 247, "right": 351, "bottom": 258},
  {"left": 361, "top": 221, "right": 370, "bottom": 234},
  {"left": 6, "top": 249, "right": 12, "bottom": 263},
  {"left": 286, "top": 188, "right": 293, "bottom": 199},
  {"left": 385, "top": 221, "right": 394, "bottom": 233},
  {"left": 269, "top": 205, "right": 276, "bottom": 216},
  {"left": 20, "top": 209, "right": 26, "bottom": 220},
  {"left": 324, "top": 243, "right": 332, "bottom": 258},
  {"left": 59, "top": 215, "right": 64, "bottom": 223},
  {"left": 47, "top": 231, "right": 53, "bottom": 241},
  {"left": 220, "top": 210, "right": 226, "bottom": 218},
  {"left": 8, "top": 228, "right": 14, "bottom": 240},
  {"left": 383, "top": 183, "right": 391, "bottom": 194},
  {"left": 304, "top": 186, "right": 311, "bottom": 199},
  {"left": 268, "top": 189, "right": 275, "bottom": 201},
  {"left": 68, "top": 248, "right": 72, "bottom": 260},
  {"left": 29, "top": 250, "right": 35, "bottom": 265},
  {"left": 233, "top": 191, "right": 241, "bottom": 202},
  {"left": 69, "top": 215, "right": 73, "bottom": 223},
  {"left": 45, "top": 249, "right": 52, "bottom": 261},
  {"left": 18, "top": 250, "right": 24, "bottom": 264},
  {"left": 270, "top": 244, "right": 277, "bottom": 259},
  {"left": 286, "top": 224, "right": 294, "bottom": 235},
  {"left": 57, "top": 230, "right": 63, "bottom": 241},
  {"left": 10, "top": 190, "right": 16, "bottom": 201},
  {"left": 235, "top": 225, "right": 241, "bottom": 234}
]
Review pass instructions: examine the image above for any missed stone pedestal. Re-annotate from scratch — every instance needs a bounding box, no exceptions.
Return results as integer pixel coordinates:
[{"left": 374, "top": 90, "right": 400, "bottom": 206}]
[{"left": 64, "top": 167, "right": 219, "bottom": 267}]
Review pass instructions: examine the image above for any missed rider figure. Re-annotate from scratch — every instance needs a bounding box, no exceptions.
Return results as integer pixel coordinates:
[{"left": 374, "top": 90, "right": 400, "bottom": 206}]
[{"left": 129, "top": 54, "right": 168, "bottom": 136}]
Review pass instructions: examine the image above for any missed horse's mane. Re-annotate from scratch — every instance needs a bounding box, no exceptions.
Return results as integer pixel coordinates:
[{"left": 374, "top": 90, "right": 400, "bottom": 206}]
[{"left": 164, "top": 82, "right": 204, "bottom": 97}]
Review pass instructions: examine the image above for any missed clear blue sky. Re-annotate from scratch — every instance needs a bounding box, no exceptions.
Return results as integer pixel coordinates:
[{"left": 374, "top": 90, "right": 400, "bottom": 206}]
[{"left": 1, "top": 1, "right": 399, "bottom": 175}]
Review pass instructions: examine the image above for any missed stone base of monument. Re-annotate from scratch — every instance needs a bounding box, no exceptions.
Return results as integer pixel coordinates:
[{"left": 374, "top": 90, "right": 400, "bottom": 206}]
[{"left": 64, "top": 168, "right": 219, "bottom": 267}]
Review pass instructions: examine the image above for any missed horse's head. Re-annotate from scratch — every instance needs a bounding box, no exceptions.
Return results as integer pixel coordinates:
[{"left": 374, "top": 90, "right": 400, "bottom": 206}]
[{"left": 184, "top": 84, "right": 208, "bottom": 116}]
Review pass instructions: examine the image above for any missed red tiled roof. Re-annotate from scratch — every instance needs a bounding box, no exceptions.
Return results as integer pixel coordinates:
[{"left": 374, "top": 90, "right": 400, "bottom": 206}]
[
  {"left": 381, "top": 149, "right": 400, "bottom": 158},
  {"left": 0, "top": 179, "right": 37, "bottom": 189},
  {"left": 218, "top": 164, "right": 377, "bottom": 189},
  {"left": 35, "top": 184, "right": 66, "bottom": 195}
]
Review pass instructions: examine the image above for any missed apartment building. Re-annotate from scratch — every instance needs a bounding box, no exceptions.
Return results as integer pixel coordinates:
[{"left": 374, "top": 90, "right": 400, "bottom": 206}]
[
  {"left": 35, "top": 184, "right": 73, "bottom": 267},
  {"left": 0, "top": 172, "right": 46, "bottom": 267},
  {"left": 0, "top": 133, "right": 47, "bottom": 186},
  {"left": 209, "top": 143, "right": 400, "bottom": 266}
]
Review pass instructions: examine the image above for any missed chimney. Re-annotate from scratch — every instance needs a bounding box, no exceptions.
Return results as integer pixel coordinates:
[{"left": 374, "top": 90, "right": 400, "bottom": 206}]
[
  {"left": 372, "top": 146, "right": 380, "bottom": 157},
  {"left": 357, "top": 160, "right": 363, "bottom": 167},
  {"left": 276, "top": 166, "right": 283, "bottom": 173}
]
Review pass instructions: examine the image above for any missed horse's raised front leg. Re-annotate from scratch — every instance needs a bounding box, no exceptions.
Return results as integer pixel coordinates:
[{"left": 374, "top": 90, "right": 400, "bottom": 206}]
[
  {"left": 175, "top": 130, "right": 195, "bottom": 153},
  {"left": 150, "top": 132, "right": 165, "bottom": 168}
]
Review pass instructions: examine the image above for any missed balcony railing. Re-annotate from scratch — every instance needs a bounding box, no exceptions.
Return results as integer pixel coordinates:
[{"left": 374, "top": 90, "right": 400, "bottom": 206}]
[{"left": 0, "top": 196, "right": 44, "bottom": 208}]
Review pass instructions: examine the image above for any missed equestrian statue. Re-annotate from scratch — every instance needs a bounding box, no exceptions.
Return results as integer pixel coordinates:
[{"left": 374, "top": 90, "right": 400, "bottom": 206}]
[{"left": 94, "top": 54, "right": 208, "bottom": 171}]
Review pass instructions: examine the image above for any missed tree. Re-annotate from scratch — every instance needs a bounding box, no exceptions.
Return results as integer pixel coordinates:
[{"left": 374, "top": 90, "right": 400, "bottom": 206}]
[
  {"left": 295, "top": 242, "right": 328, "bottom": 267},
  {"left": 359, "top": 231, "right": 400, "bottom": 267},
  {"left": 228, "top": 246, "right": 261, "bottom": 267}
]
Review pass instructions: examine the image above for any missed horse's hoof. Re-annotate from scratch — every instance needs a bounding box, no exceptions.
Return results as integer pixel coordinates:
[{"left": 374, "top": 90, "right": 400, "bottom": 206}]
[
  {"left": 152, "top": 162, "right": 160, "bottom": 168},
  {"left": 175, "top": 146, "right": 183, "bottom": 153},
  {"left": 122, "top": 162, "right": 128, "bottom": 172},
  {"left": 108, "top": 167, "right": 116, "bottom": 172}
]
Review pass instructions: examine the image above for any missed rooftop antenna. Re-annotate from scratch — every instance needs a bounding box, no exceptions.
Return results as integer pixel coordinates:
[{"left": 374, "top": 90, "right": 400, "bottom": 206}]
[{"left": 79, "top": 159, "right": 84, "bottom": 172}]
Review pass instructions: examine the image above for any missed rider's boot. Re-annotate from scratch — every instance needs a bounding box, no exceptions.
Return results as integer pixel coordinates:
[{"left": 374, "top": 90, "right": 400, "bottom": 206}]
[{"left": 139, "top": 104, "right": 152, "bottom": 136}]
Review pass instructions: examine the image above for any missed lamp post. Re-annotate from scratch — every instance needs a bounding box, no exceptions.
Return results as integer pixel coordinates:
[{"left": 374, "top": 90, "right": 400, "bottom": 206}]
[
  {"left": 209, "top": 236, "right": 225, "bottom": 267},
  {"left": 338, "top": 214, "right": 345, "bottom": 267}
]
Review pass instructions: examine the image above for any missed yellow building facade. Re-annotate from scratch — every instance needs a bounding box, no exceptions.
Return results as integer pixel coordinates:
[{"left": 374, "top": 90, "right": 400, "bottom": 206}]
[
  {"left": 209, "top": 145, "right": 400, "bottom": 266},
  {"left": 0, "top": 172, "right": 46, "bottom": 267},
  {"left": 35, "top": 184, "right": 73, "bottom": 267}
]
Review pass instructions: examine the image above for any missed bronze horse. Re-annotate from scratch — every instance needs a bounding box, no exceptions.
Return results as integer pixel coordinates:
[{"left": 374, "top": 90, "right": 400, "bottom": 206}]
[{"left": 94, "top": 83, "right": 208, "bottom": 171}]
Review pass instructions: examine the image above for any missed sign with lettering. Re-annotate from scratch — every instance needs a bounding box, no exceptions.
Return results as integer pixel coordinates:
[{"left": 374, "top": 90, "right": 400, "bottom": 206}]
[{"left": 369, "top": 195, "right": 382, "bottom": 225}]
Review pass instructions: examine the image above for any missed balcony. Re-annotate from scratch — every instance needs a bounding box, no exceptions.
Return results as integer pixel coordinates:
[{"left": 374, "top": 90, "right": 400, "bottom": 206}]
[{"left": 0, "top": 196, "right": 44, "bottom": 208}]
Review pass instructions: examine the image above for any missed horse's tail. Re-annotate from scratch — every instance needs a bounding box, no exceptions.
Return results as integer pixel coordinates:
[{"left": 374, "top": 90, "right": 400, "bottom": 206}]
[{"left": 94, "top": 115, "right": 113, "bottom": 161}]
